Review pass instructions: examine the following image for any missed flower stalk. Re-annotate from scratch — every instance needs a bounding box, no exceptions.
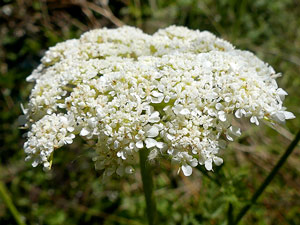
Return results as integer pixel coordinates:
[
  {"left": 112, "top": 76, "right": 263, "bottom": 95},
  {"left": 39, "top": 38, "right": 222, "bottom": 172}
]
[
  {"left": 139, "top": 148, "right": 157, "bottom": 225},
  {"left": 0, "top": 180, "right": 26, "bottom": 225},
  {"left": 233, "top": 129, "right": 300, "bottom": 224}
]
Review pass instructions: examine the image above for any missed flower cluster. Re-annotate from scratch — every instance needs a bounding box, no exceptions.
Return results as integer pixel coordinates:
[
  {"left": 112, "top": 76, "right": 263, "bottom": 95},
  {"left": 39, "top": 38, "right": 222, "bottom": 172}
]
[{"left": 22, "top": 26, "right": 294, "bottom": 176}]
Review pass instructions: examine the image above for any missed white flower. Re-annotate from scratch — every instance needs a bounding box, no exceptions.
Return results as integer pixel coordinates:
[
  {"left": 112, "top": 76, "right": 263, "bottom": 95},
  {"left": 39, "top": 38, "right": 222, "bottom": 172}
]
[
  {"left": 24, "top": 113, "right": 75, "bottom": 169},
  {"left": 22, "top": 25, "right": 294, "bottom": 176}
]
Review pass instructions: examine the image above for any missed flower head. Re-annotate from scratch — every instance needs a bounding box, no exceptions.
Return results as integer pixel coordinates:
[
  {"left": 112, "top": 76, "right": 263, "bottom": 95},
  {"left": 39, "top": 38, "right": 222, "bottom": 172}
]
[{"left": 22, "top": 26, "right": 294, "bottom": 176}]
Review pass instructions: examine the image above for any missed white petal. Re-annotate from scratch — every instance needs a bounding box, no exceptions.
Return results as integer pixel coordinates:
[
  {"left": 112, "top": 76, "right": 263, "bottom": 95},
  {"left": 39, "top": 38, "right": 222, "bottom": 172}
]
[
  {"left": 20, "top": 103, "right": 28, "bottom": 114},
  {"left": 215, "top": 103, "right": 223, "bottom": 110},
  {"left": 166, "top": 133, "right": 175, "bottom": 141},
  {"left": 155, "top": 141, "right": 164, "bottom": 149},
  {"left": 158, "top": 85, "right": 164, "bottom": 92},
  {"left": 272, "top": 112, "right": 285, "bottom": 123},
  {"left": 164, "top": 95, "right": 170, "bottom": 103},
  {"left": 80, "top": 128, "right": 90, "bottom": 136},
  {"left": 65, "top": 135, "right": 75, "bottom": 144},
  {"left": 276, "top": 88, "right": 288, "bottom": 97},
  {"left": 67, "top": 126, "right": 75, "bottom": 132},
  {"left": 235, "top": 109, "right": 242, "bottom": 118},
  {"left": 213, "top": 156, "right": 223, "bottom": 166},
  {"left": 114, "top": 141, "right": 120, "bottom": 149},
  {"left": 117, "top": 151, "right": 122, "bottom": 158},
  {"left": 149, "top": 111, "right": 160, "bottom": 123},
  {"left": 173, "top": 105, "right": 183, "bottom": 114},
  {"left": 224, "top": 96, "right": 231, "bottom": 102},
  {"left": 151, "top": 96, "right": 164, "bottom": 103},
  {"left": 146, "top": 126, "right": 159, "bottom": 138},
  {"left": 218, "top": 111, "right": 226, "bottom": 122},
  {"left": 152, "top": 90, "right": 163, "bottom": 98},
  {"left": 43, "top": 162, "right": 50, "bottom": 168},
  {"left": 32, "top": 161, "right": 39, "bottom": 167},
  {"left": 148, "top": 149, "right": 158, "bottom": 160},
  {"left": 226, "top": 133, "right": 233, "bottom": 141},
  {"left": 155, "top": 123, "right": 164, "bottom": 130},
  {"left": 284, "top": 111, "right": 295, "bottom": 120},
  {"left": 136, "top": 140, "right": 144, "bottom": 149},
  {"left": 229, "top": 126, "right": 241, "bottom": 136},
  {"left": 250, "top": 116, "right": 259, "bottom": 125},
  {"left": 190, "top": 158, "right": 198, "bottom": 167},
  {"left": 167, "top": 148, "right": 174, "bottom": 155},
  {"left": 60, "top": 116, "right": 68, "bottom": 123},
  {"left": 182, "top": 164, "right": 193, "bottom": 176},
  {"left": 179, "top": 108, "right": 190, "bottom": 116},
  {"left": 145, "top": 138, "right": 157, "bottom": 148},
  {"left": 205, "top": 159, "right": 213, "bottom": 171},
  {"left": 129, "top": 142, "right": 135, "bottom": 149}
]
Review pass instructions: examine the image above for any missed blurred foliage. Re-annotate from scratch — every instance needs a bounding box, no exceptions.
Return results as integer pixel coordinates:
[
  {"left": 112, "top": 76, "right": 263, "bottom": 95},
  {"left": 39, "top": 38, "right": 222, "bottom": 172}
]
[{"left": 1, "top": 0, "right": 300, "bottom": 224}]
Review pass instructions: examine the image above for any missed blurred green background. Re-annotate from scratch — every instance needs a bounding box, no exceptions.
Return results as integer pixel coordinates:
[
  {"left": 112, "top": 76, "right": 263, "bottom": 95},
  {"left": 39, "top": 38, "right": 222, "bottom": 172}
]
[{"left": 1, "top": 0, "right": 300, "bottom": 224}]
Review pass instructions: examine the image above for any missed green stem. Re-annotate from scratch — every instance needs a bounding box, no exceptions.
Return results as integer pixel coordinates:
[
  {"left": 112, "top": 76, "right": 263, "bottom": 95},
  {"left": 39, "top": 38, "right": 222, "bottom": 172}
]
[
  {"left": 0, "top": 181, "right": 26, "bottom": 225},
  {"left": 227, "top": 202, "right": 234, "bottom": 225},
  {"left": 233, "top": 130, "right": 300, "bottom": 225},
  {"left": 139, "top": 148, "right": 157, "bottom": 225},
  {"left": 196, "top": 165, "right": 221, "bottom": 186}
]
